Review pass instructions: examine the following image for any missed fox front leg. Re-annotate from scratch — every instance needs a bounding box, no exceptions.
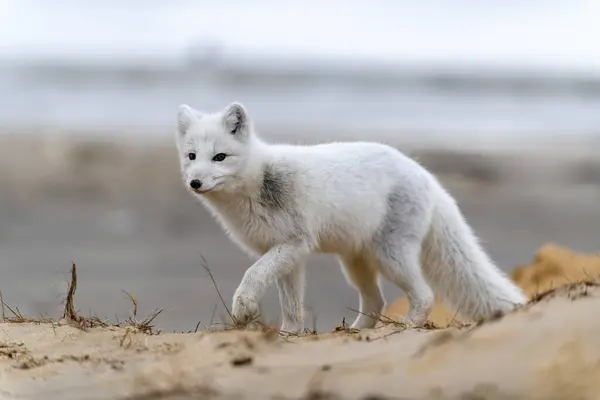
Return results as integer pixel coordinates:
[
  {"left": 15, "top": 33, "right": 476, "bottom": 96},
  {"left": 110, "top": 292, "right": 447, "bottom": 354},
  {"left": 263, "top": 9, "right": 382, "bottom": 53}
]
[
  {"left": 232, "top": 241, "right": 309, "bottom": 329},
  {"left": 276, "top": 264, "right": 306, "bottom": 334}
]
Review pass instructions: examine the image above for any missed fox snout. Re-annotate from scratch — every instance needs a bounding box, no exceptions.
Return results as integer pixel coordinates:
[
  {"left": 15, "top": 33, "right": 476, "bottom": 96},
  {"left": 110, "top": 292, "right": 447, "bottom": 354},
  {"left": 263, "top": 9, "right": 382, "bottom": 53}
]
[
  {"left": 189, "top": 179, "right": 202, "bottom": 190},
  {"left": 187, "top": 177, "right": 216, "bottom": 194}
]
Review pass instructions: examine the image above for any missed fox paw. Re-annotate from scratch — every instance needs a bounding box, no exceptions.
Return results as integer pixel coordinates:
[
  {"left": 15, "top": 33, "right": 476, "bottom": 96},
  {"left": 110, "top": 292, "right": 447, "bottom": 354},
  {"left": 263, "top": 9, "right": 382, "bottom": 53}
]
[
  {"left": 280, "top": 320, "right": 304, "bottom": 335},
  {"left": 232, "top": 293, "right": 261, "bottom": 328}
]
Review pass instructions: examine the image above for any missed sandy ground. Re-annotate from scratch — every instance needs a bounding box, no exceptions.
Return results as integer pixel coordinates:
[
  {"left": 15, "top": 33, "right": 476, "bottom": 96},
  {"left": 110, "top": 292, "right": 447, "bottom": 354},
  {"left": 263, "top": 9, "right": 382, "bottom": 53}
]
[{"left": 1, "top": 249, "right": 600, "bottom": 399}]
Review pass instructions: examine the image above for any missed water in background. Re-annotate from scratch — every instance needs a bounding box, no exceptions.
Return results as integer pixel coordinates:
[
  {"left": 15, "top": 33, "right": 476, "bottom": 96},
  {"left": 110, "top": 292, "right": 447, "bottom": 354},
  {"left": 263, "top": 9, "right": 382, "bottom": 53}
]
[
  {"left": 3, "top": 1, "right": 600, "bottom": 136},
  {"left": 3, "top": 60, "right": 600, "bottom": 135}
]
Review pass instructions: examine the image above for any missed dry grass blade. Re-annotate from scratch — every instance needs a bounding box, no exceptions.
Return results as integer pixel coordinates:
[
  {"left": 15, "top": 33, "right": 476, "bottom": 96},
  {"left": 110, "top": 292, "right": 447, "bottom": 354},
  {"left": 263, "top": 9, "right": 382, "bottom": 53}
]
[
  {"left": 1, "top": 264, "right": 90, "bottom": 326},
  {"left": 122, "top": 290, "right": 163, "bottom": 335},
  {"left": 446, "top": 308, "right": 462, "bottom": 328},
  {"left": 122, "top": 290, "right": 138, "bottom": 318},
  {"left": 346, "top": 307, "right": 441, "bottom": 331},
  {"left": 1, "top": 291, "right": 5, "bottom": 321},
  {"left": 305, "top": 305, "right": 318, "bottom": 334},
  {"left": 198, "top": 255, "right": 271, "bottom": 331},
  {"left": 193, "top": 320, "right": 202, "bottom": 333},
  {"left": 0, "top": 291, "right": 32, "bottom": 323},
  {"left": 2, "top": 262, "right": 161, "bottom": 334},
  {"left": 346, "top": 307, "right": 403, "bottom": 327},
  {"left": 199, "top": 254, "right": 234, "bottom": 323},
  {"left": 208, "top": 303, "right": 218, "bottom": 330},
  {"left": 124, "top": 309, "right": 163, "bottom": 335},
  {"left": 332, "top": 316, "right": 361, "bottom": 334}
]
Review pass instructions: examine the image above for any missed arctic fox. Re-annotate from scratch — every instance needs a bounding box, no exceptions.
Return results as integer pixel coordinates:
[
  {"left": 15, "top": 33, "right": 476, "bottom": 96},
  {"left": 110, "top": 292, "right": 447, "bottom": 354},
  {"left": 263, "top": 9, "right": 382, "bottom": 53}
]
[{"left": 174, "top": 102, "right": 527, "bottom": 333}]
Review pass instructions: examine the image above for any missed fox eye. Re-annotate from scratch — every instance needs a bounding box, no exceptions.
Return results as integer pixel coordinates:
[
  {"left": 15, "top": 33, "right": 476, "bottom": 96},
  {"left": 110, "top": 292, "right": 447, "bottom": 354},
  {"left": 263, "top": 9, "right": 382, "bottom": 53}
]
[
  {"left": 188, "top": 153, "right": 196, "bottom": 161},
  {"left": 212, "top": 153, "right": 227, "bottom": 162}
]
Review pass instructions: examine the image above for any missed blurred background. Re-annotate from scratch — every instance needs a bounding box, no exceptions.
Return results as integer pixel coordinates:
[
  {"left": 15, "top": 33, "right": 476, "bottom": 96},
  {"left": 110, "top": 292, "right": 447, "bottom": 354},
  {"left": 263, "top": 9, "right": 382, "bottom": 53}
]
[{"left": 0, "top": 0, "right": 599, "bottom": 332}]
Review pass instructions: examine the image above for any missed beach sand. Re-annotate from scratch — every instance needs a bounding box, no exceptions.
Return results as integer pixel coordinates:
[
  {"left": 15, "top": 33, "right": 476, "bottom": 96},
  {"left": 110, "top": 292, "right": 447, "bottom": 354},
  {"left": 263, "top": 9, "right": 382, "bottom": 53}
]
[{"left": 1, "top": 245, "right": 600, "bottom": 399}]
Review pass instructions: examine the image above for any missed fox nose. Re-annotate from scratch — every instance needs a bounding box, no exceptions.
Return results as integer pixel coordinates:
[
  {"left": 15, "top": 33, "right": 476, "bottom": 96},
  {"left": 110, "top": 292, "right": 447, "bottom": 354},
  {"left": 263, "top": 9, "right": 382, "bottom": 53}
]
[{"left": 189, "top": 179, "right": 202, "bottom": 190}]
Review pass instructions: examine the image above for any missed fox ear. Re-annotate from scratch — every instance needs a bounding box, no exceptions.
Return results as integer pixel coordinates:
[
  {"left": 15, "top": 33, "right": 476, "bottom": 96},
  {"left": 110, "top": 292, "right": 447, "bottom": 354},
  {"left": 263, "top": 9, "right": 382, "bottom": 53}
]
[
  {"left": 222, "top": 102, "right": 249, "bottom": 137},
  {"left": 177, "top": 104, "right": 205, "bottom": 137},
  {"left": 177, "top": 104, "right": 194, "bottom": 137}
]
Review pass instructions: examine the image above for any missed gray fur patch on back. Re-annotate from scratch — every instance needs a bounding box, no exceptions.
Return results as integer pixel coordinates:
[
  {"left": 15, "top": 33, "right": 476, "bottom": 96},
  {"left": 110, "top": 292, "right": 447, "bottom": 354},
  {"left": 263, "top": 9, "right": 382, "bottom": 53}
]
[
  {"left": 372, "top": 185, "right": 430, "bottom": 257},
  {"left": 259, "top": 164, "right": 295, "bottom": 210}
]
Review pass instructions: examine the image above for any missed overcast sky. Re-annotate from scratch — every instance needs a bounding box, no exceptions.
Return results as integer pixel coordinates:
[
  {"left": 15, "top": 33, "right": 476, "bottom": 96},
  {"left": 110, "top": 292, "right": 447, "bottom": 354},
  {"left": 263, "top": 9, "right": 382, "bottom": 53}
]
[{"left": 1, "top": 0, "right": 599, "bottom": 72}]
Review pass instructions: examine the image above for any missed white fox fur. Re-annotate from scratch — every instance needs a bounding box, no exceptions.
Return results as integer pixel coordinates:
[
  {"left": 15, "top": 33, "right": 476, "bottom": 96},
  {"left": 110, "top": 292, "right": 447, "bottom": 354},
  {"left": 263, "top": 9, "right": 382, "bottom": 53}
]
[{"left": 174, "top": 102, "right": 527, "bottom": 333}]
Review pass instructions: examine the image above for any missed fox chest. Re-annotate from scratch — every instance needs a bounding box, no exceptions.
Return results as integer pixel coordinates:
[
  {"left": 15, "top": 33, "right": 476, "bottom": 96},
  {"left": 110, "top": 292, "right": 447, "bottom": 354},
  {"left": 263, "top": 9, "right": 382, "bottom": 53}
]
[{"left": 213, "top": 199, "right": 302, "bottom": 255}]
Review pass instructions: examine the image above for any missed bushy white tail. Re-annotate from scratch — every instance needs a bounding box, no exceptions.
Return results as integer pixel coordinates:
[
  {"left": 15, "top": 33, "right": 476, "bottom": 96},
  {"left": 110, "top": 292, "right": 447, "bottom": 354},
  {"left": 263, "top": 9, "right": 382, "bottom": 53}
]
[{"left": 421, "top": 188, "right": 527, "bottom": 321}]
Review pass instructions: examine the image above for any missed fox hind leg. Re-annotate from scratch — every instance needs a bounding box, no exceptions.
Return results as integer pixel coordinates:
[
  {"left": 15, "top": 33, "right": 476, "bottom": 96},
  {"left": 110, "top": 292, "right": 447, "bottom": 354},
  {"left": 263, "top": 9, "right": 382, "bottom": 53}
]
[
  {"left": 339, "top": 253, "right": 385, "bottom": 329},
  {"left": 371, "top": 187, "right": 435, "bottom": 327}
]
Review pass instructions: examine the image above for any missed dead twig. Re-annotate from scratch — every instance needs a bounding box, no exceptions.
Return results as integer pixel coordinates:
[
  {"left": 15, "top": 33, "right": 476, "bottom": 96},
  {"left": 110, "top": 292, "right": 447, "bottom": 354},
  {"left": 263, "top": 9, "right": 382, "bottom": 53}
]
[
  {"left": 62, "top": 262, "right": 80, "bottom": 322},
  {"left": 60, "top": 262, "right": 109, "bottom": 330}
]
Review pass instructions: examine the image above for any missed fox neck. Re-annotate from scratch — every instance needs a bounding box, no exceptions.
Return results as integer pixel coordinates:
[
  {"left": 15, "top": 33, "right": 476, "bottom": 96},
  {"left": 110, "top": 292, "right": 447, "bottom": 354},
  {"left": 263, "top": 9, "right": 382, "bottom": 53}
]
[{"left": 205, "top": 136, "right": 270, "bottom": 202}]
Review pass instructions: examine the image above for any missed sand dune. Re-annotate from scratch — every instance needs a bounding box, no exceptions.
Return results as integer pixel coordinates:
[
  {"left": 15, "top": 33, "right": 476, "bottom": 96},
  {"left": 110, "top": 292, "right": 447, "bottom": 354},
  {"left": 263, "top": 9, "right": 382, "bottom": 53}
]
[{"left": 1, "top": 245, "right": 600, "bottom": 399}]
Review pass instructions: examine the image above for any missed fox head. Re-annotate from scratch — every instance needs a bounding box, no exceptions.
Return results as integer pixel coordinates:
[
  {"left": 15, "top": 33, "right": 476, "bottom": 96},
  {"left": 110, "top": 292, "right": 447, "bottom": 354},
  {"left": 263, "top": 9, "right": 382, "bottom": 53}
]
[{"left": 175, "top": 102, "right": 256, "bottom": 195}]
